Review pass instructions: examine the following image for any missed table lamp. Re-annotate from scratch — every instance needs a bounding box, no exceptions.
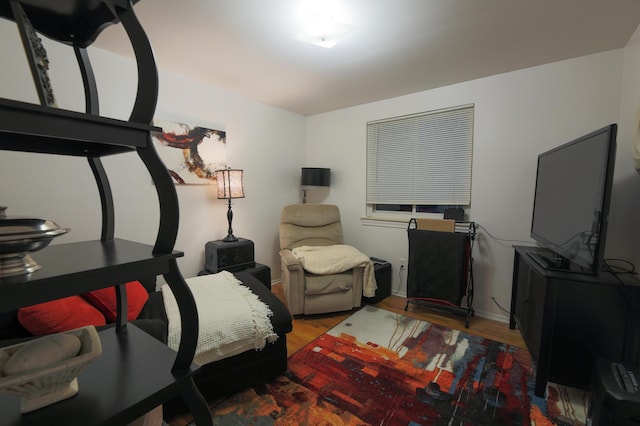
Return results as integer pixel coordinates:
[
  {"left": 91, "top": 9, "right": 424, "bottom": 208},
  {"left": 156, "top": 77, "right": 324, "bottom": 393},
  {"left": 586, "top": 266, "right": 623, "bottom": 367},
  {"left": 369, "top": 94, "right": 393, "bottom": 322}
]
[{"left": 215, "top": 168, "right": 245, "bottom": 242}]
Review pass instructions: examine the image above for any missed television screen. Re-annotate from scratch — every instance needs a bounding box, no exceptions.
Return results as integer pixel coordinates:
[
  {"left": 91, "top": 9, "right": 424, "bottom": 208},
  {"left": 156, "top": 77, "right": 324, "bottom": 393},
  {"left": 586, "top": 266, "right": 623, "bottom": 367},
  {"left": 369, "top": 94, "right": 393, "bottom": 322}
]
[{"left": 529, "top": 124, "right": 617, "bottom": 275}]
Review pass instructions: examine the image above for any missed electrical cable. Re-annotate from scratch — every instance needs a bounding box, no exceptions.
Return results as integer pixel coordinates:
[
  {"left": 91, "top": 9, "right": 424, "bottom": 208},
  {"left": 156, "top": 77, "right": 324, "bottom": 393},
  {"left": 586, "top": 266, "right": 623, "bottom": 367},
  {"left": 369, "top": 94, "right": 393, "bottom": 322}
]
[
  {"left": 475, "top": 223, "right": 534, "bottom": 249},
  {"left": 601, "top": 259, "right": 640, "bottom": 370},
  {"left": 492, "top": 297, "right": 510, "bottom": 316},
  {"left": 601, "top": 259, "right": 640, "bottom": 326},
  {"left": 397, "top": 264, "right": 404, "bottom": 292},
  {"left": 476, "top": 224, "right": 640, "bottom": 329},
  {"left": 476, "top": 222, "right": 532, "bottom": 316},
  {"left": 603, "top": 258, "right": 636, "bottom": 275}
]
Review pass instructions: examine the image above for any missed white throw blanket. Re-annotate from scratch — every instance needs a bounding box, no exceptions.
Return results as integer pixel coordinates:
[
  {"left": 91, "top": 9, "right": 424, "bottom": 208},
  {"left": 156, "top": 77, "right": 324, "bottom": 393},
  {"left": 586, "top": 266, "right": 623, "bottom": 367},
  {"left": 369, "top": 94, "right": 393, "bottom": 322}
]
[
  {"left": 161, "top": 271, "right": 278, "bottom": 366},
  {"left": 291, "top": 244, "right": 377, "bottom": 297}
]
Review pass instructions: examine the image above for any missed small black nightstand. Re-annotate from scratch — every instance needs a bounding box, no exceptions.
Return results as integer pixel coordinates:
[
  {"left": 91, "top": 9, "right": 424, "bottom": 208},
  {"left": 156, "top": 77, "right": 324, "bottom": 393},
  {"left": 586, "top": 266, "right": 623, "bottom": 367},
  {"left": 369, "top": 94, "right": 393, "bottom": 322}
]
[
  {"left": 204, "top": 238, "right": 255, "bottom": 273},
  {"left": 363, "top": 257, "right": 392, "bottom": 304},
  {"left": 201, "top": 238, "right": 272, "bottom": 289}
]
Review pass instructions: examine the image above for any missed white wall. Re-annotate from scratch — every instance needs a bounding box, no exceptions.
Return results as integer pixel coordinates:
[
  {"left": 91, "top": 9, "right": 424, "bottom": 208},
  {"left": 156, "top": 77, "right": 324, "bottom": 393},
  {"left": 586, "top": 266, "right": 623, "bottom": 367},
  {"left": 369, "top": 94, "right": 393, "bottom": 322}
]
[
  {"left": 305, "top": 49, "right": 628, "bottom": 321},
  {"left": 3, "top": 18, "right": 638, "bottom": 323},
  {"left": 611, "top": 25, "right": 640, "bottom": 267},
  {"left": 0, "top": 21, "right": 306, "bottom": 280}
]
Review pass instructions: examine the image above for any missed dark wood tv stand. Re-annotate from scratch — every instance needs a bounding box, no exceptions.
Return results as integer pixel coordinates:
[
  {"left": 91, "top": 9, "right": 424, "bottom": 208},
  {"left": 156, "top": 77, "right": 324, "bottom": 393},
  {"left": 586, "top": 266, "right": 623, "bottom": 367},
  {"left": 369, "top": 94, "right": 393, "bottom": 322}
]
[{"left": 510, "top": 245, "right": 640, "bottom": 397}]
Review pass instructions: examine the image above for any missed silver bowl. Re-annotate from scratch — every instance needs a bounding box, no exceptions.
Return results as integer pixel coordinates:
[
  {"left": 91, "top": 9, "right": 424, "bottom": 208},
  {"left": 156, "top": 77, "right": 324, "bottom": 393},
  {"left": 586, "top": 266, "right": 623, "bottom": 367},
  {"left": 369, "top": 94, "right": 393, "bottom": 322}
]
[{"left": 0, "top": 208, "right": 69, "bottom": 277}]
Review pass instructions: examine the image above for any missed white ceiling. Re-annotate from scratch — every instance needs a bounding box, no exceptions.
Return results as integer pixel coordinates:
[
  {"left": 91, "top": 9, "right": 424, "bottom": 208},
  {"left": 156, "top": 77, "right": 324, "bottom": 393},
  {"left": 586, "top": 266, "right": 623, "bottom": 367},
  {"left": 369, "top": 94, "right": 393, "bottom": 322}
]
[{"left": 94, "top": 0, "right": 640, "bottom": 116}]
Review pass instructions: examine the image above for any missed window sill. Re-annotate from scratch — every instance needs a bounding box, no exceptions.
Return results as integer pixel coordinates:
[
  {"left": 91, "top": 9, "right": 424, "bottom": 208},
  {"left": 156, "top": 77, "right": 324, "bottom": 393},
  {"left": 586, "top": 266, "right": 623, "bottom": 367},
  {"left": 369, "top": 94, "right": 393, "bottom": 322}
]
[
  {"left": 360, "top": 216, "right": 411, "bottom": 229},
  {"left": 362, "top": 212, "right": 448, "bottom": 228}
]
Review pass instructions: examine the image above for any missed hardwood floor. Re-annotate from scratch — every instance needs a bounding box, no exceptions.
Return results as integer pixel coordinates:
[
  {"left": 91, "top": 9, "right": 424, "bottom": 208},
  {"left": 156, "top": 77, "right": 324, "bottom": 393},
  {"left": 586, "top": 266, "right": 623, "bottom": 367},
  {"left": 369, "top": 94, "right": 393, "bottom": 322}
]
[
  {"left": 271, "top": 282, "right": 525, "bottom": 354},
  {"left": 167, "top": 282, "right": 525, "bottom": 425}
]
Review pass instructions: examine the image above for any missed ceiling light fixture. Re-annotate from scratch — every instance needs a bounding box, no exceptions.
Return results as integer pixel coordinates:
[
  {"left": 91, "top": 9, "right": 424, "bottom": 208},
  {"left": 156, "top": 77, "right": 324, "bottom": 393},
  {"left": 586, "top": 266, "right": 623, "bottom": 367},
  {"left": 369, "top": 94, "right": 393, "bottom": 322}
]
[{"left": 295, "top": 0, "right": 353, "bottom": 48}]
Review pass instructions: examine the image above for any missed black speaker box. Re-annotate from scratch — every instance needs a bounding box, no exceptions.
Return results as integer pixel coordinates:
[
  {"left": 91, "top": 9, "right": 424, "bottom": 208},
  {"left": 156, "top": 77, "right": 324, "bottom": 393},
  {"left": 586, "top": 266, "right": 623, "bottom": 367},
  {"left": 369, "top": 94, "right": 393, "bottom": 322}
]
[
  {"left": 444, "top": 207, "right": 465, "bottom": 222},
  {"left": 588, "top": 359, "right": 640, "bottom": 425},
  {"left": 205, "top": 238, "right": 255, "bottom": 273}
]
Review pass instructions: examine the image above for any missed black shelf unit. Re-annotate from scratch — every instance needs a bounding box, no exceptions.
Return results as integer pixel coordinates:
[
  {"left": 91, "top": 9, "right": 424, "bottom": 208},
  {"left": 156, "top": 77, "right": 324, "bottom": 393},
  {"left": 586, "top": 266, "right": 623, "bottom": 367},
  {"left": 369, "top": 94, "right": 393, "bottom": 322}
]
[
  {"left": 0, "top": 97, "right": 153, "bottom": 156},
  {"left": 0, "top": 325, "right": 196, "bottom": 426},
  {"left": 0, "top": 240, "right": 180, "bottom": 311},
  {"left": 0, "top": 1, "right": 211, "bottom": 424}
]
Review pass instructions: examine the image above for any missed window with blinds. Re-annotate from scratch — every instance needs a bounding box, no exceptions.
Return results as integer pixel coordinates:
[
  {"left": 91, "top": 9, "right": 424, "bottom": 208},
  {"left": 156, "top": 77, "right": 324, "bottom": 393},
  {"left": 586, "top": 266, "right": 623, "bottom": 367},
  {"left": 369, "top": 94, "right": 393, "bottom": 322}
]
[{"left": 366, "top": 104, "right": 474, "bottom": 214}]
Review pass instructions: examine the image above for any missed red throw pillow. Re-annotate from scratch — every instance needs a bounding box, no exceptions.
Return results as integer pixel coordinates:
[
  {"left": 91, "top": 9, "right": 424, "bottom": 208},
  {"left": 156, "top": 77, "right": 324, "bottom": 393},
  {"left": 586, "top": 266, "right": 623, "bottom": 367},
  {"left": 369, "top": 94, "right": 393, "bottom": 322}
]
[
  {"left": 82, "top": 281, "right": 149, "bottom": 322},
  {"left": 17, "top": 295, "right": 107, "bottom": 335}
]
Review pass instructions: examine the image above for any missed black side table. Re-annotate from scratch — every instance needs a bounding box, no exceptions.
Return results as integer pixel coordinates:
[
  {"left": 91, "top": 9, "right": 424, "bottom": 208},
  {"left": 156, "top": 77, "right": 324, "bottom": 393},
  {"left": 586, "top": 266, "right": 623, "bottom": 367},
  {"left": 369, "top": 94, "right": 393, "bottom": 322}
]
[
  {"left": 204, "top": 238, "right": 255, "bottom": 273},
  {"left": 363, "top": 257, "right": 392, "bottom": 304},
  {"left": 201, "top": 238, "right": 271, "bottom": 289}
]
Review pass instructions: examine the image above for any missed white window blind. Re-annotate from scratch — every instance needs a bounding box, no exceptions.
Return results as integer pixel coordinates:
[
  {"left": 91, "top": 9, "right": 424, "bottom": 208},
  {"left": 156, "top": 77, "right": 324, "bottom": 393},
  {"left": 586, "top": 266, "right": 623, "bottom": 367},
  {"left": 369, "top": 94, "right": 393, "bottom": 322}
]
[{"left": 367, "top": 104, "right": 474, "bottom": 205}]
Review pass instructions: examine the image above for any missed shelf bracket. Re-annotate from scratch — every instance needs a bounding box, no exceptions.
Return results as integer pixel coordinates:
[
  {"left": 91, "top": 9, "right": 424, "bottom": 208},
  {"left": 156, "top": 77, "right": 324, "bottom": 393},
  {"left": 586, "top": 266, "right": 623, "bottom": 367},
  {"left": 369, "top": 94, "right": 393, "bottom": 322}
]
[
  {"left": 87, "top": 157, "right": 115, "bottom": 242},
  {"left": 74, "top": 46, "right": 100, "bottom": 115},
  {"left": 108, "top": 1, "right": 158, "bottom": 124},
  {"left": 115, "top": 283, "right": 128, "bottom": 333},
  {"left": 137, "top": 134, "right": 179, "bottom": 254}
]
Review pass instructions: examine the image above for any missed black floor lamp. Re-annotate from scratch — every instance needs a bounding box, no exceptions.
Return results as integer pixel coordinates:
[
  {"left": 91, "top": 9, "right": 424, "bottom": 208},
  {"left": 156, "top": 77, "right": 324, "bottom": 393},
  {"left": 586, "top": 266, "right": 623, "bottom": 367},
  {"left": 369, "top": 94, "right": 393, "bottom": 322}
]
[{"left": 215, "top": 168, "right": 245, "bottom": 242}]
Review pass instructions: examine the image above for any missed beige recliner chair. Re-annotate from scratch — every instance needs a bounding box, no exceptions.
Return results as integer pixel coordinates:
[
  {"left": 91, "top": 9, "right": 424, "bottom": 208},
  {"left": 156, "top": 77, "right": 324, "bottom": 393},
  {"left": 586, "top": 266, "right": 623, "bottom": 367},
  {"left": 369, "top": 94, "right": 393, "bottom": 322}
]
[{"left": 279, "top": 204, "right": 366, "bottom": 315}]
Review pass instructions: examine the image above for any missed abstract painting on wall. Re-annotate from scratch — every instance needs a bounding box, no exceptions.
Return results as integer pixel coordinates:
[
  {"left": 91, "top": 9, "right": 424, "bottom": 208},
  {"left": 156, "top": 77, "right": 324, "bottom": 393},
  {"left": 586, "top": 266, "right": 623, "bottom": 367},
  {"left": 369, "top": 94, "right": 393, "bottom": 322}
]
[{"left": 151, "top": 119, "right": 227, "bottom": 184}]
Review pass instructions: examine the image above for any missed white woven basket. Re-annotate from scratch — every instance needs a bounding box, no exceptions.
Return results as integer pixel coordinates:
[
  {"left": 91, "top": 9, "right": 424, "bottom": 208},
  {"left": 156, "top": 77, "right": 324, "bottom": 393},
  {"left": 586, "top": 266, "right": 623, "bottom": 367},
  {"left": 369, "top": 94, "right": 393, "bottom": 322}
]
[{"left": 0, "top": 325, "right": 102, "bottom": 413}]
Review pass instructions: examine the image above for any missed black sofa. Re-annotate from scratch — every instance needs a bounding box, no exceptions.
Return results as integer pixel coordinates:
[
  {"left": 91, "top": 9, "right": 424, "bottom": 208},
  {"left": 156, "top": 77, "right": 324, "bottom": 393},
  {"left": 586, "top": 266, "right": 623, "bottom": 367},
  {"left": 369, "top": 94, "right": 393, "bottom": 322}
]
[
  {"left": 161, "top": 270, "right": 293, "bottom": 416},
  {"left": 0, "top": 270, "right": 293, "bottom": 418}
]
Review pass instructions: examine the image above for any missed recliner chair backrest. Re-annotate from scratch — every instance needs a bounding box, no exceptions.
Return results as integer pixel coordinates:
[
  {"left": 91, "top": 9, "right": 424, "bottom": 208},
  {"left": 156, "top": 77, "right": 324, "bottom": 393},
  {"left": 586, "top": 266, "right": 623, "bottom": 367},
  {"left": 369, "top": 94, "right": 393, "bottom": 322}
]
[{"left": 279, "top": 204, "right": 344, "bottom": 249}]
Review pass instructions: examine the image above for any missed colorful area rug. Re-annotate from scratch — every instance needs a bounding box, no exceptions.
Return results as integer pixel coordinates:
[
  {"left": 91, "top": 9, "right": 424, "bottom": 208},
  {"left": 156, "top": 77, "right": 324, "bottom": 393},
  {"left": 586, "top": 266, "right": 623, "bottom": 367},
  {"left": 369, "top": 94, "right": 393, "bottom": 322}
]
[{"left": 201, "top": 306, "right": 589, "bottom": 425}]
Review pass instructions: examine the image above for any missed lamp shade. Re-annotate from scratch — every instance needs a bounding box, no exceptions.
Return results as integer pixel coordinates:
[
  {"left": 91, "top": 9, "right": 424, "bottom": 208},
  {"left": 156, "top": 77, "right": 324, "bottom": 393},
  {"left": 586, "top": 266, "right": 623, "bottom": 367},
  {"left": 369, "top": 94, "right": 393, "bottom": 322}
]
[
  {"left": 301, "top": 167, "right": 330, "bottom": 187},
  {"left": 215, "top": 169, "right": 245, "bottom": 199}
]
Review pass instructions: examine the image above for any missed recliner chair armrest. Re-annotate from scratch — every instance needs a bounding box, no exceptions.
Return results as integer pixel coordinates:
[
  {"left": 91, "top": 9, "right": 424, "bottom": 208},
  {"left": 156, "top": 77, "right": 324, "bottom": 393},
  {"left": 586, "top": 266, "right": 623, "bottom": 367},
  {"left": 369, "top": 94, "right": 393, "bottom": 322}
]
[
  {"left": 279, "top": 249, "right": 302, "bottom": 270},
  {"left": 279, "top": 249, "right": 305, "bottom": 315}
]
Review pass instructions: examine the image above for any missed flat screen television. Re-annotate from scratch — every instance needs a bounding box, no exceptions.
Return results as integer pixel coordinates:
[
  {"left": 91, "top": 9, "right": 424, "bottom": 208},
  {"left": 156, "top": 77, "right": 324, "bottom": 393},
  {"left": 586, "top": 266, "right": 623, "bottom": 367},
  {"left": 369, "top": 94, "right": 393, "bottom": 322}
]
[{"left": 529, "top": 124, "right": 617, "bottom": 275}]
